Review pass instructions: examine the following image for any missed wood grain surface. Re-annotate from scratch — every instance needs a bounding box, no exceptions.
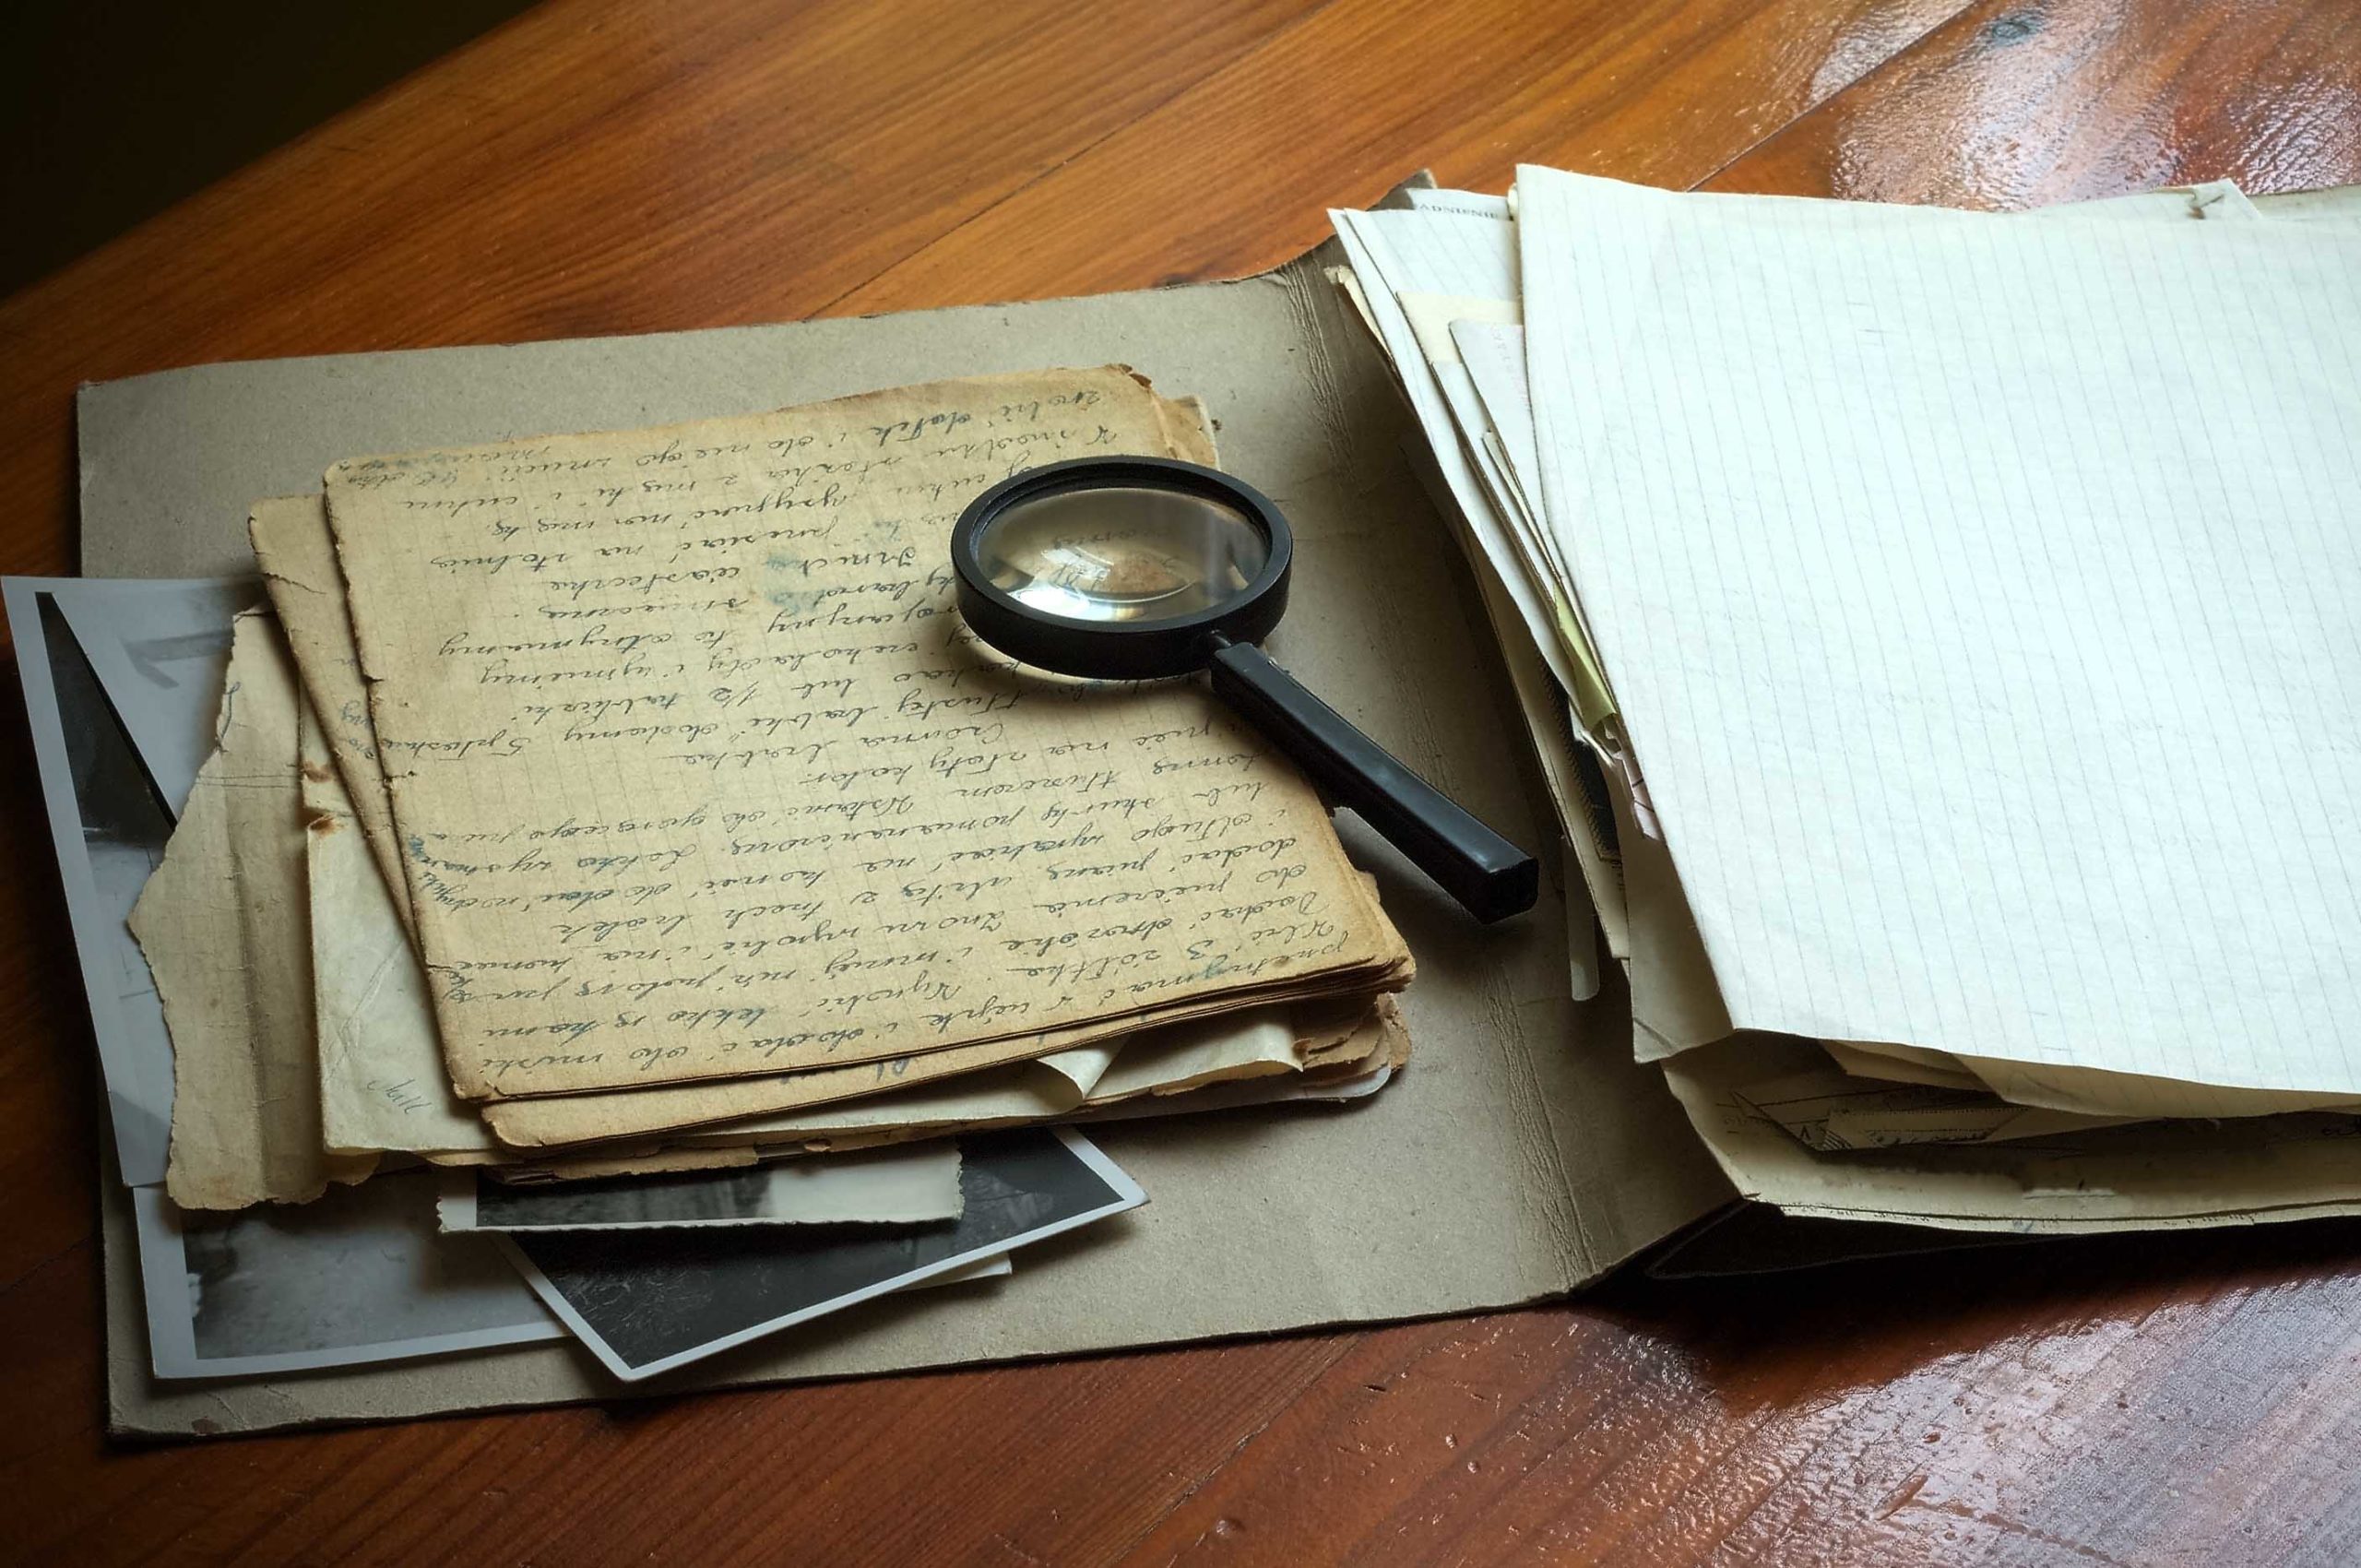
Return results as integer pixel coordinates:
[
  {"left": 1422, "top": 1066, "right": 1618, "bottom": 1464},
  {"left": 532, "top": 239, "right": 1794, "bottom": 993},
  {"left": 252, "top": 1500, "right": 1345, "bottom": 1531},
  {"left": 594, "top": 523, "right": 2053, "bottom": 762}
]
[{"left": 6, "top": 2, "right": 2361, "bottom": 1563}]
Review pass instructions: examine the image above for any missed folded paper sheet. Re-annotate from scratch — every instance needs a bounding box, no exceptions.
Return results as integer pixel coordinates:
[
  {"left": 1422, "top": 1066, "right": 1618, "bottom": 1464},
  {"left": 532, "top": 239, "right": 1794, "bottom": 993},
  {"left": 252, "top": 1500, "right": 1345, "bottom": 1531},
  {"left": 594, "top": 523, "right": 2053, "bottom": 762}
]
[
  {"left": 1412, "top": 174, "right": 2361, "bottom": 1134},
  {"left": 131, "top": 613, "right": 378, "bottom": 1208},
  {"left": 279, "top": 614, "right": 1405, "bottom": 1168},
  {"left": 59, "top": 174, "right": 2361, "bottom": 1439},
  {"left": 304, "top": 711, "right": 473, "bottom": 1158}
]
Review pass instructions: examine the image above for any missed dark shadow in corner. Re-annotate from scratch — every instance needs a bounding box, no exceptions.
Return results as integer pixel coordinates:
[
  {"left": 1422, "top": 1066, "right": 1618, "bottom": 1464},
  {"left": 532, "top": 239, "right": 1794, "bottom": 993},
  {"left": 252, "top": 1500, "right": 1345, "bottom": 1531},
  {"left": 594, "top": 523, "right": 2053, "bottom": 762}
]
[{"left": 1, "top": 0, "right": 544, "bottom": 294}]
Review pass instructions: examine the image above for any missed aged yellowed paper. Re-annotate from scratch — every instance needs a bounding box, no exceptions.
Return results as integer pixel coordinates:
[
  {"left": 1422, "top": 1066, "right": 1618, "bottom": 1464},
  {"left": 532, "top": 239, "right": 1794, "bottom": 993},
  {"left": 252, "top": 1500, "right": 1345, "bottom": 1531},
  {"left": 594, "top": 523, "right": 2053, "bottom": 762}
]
[
  {"left": 480, "top": 928, "right": 1407, "bottom": 1148},
  {"left": 267, "top": 384, "right": 1405, "bottom": 1153},
  {"left": 1664, "top": 1033, "right": 2361, "bottom": 1232},
  {"left": 132, "top": 612, "right": 378, "bottom": 1208},
  {"left": 667, "top": 997, "right": 1404, "bottom": 1153},
  {"left": 263, "top": 383, "right": 1406, "bottom": 1159},
  {"left": 326, "top": 368, "right": 1401, "bottom": 1100},
  {"left": 253, "top": 493, "right": 413, "bottom": 927},
  {"left": 303, "top": 706, "right": 491, "bottom": 1158},
  {"left": 256, "top": 383, "right": 1216, "bottom": 940}
]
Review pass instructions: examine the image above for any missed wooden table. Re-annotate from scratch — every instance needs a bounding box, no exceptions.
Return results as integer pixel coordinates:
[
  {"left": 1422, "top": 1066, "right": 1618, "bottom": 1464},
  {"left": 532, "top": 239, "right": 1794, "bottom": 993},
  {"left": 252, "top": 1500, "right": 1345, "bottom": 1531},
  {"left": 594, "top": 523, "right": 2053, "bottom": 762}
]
[{"left": 5, "top": 2, "right": 2360, "bottom": 1562}]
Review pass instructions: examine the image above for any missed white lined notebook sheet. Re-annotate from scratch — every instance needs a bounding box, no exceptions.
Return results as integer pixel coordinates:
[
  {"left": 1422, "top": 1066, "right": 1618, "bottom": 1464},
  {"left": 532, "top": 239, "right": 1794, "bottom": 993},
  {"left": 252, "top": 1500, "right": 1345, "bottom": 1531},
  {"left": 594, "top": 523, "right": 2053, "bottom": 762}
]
[
  {"left": 1518, "top": 167, "right": 2361, "bottom": 1096},
  {"left": 1327, "top": 208, "right": 1565, "bottom": 688}
]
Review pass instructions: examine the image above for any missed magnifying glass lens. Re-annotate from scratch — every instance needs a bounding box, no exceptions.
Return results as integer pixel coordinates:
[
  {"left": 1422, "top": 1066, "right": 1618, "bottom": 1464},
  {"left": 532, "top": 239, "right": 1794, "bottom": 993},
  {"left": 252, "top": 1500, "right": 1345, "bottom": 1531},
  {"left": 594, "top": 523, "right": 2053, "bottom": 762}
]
[
  {"left": 952, "top": 456, "right": 1538, "bottom": 922},
  {"left": 975, "top": 487, "right": 1270, "bottom": 624}
]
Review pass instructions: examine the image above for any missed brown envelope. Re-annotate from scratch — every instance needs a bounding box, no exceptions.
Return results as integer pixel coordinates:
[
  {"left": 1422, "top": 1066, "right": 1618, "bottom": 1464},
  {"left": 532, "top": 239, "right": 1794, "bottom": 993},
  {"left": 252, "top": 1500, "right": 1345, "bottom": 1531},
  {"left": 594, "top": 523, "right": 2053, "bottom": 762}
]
[{"left": 80, "top": 236, "right": 1728, "bottom": 1438}]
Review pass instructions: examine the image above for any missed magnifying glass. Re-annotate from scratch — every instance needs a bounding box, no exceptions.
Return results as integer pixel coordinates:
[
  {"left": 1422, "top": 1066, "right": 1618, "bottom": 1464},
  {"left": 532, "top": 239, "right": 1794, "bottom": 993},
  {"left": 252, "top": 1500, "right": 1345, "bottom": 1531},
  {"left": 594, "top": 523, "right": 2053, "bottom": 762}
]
[{"left": 950, "top": 457, "right": 1539, "bottom": 923}]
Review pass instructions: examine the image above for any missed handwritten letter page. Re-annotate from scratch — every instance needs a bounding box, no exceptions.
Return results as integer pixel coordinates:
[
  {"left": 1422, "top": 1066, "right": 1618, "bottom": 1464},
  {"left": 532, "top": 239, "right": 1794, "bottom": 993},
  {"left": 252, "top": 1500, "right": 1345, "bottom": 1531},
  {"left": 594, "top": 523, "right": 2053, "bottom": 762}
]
[{"left": 326, "top": 369, "right": 1402, "bottom": 1100}]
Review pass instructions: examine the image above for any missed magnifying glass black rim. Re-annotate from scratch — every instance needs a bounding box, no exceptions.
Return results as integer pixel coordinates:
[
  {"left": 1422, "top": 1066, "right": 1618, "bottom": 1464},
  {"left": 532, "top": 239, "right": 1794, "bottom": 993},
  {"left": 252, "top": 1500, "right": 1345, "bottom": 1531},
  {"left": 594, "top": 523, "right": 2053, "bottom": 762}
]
[{"left": 950, "top": 456, "right": 1294, "bottom": 680}]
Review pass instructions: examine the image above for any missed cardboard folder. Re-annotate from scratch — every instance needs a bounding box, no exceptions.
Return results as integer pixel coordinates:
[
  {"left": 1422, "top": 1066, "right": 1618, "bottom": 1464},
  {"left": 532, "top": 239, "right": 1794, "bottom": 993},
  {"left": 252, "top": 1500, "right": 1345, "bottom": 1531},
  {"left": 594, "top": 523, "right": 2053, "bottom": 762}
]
[{"left": 77, "top": 235, "right": 1734, "bottom": 1436}]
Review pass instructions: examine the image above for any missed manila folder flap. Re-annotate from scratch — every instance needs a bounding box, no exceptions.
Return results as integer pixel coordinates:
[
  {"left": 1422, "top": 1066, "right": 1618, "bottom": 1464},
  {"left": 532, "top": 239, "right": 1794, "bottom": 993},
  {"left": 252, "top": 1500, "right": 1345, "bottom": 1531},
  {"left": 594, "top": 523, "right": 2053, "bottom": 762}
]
[{"left": 80, "top": 244, "right": 1728, "bottom": 1437}]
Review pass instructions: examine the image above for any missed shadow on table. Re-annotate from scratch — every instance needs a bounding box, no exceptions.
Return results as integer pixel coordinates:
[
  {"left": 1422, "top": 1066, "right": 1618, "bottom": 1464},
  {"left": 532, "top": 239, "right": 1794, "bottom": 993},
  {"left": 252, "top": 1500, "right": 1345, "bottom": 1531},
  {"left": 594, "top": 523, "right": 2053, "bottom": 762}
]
[{"left": 1584, "top": 1206, "right": 2361, "bottom": 1405}]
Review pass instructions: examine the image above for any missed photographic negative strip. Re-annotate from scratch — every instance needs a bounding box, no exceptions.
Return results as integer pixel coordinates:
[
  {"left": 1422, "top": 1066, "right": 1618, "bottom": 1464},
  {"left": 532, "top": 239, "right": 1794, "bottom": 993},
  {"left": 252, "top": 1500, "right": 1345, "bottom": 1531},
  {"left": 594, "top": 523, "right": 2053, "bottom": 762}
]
[{"left": 498, "top": 1127, "right": 1145, "bottom": 1381}]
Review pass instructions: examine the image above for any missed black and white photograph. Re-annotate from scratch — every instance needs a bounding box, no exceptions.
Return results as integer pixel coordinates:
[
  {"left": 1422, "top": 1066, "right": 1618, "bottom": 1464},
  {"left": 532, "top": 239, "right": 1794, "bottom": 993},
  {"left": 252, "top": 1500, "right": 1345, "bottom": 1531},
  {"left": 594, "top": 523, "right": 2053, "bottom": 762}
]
[
  {"left": 8, "top": 579, "right": 216, "bottom": 1188},
  {"left": 136, "top": 1171, "right": 564, "bottom": 1380},
  {"left": 47, "top": 576, "right": 261, "bottom": 813},
  {"left": 500, "top": 1128, "right": 1145, "bottom": 1382},
  {"left": 445, "top": 1144, "right": 967, "bottom": 1233}
]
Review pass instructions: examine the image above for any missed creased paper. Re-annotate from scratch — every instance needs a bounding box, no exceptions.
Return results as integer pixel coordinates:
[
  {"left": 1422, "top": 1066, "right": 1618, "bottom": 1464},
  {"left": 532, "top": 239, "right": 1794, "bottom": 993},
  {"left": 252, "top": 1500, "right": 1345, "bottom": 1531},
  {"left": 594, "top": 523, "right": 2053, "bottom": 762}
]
[
  {"left": 1666, "top": 1034, "right": 2361, "bottom": 1232},
  {"left": 253, "top": 493, "right": 414, "bottom": 926},
  {"left": 326, "top": 367, "right": 1406, "bottom": 1100},
  {"left": 443, "top": 1143, "right": 963, "bottom": 1231},
  {"left": 679, "top": 998, "right": 1405, "bottom": 1153},
  {"left": 132, "top": 612, "right": 378, "bottom": 1208}
]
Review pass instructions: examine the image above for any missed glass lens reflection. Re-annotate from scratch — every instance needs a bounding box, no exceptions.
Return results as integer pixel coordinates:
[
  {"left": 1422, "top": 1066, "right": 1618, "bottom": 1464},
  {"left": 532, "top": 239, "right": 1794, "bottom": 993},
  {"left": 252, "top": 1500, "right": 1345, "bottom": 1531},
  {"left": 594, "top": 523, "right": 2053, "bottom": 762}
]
[{"left": 977, "top": 486, "right": 1268, "bottom": 624}]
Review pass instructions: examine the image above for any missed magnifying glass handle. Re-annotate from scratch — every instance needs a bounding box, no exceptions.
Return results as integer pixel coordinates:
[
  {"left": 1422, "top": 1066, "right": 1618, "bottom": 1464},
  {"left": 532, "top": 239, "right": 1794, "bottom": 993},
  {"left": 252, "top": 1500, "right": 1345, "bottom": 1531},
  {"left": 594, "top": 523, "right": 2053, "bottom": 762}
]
[{"left": 1207, "top": 640, "right": 1539, "bottom": 923}]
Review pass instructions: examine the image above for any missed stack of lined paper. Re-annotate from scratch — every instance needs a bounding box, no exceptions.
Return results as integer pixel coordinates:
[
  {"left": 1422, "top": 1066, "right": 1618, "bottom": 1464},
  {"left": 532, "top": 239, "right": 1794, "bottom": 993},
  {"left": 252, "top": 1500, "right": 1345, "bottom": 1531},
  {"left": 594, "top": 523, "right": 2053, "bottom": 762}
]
[
  {"left": 1333, "top": 170, "right": 2361, "bottom": 1231},
  {"left": 22, "top": 364, "right": 1413, "bottom": 1383}
]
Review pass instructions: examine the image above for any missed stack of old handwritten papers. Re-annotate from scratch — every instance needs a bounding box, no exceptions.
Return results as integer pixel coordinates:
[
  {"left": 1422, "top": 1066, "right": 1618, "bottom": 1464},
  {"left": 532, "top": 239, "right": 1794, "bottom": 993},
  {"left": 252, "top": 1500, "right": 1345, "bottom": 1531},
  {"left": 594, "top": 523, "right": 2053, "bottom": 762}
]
[
  {"left": 1333, "top": 169, "right": 2361, "bottom": 1238},
  {"left": 12, "top": 366, "right": 1411, "bottom": 1384}
]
